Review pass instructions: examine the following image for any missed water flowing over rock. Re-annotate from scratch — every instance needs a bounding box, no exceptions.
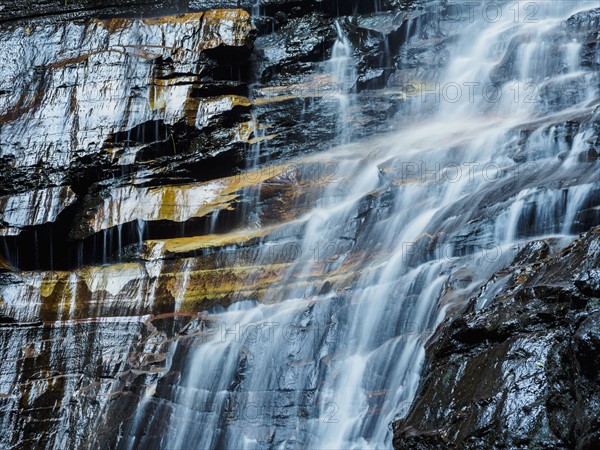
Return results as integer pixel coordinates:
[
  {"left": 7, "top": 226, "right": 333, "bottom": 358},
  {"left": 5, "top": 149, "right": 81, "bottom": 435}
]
[
  {"left": 393, "top": 227, "right": 600, "bottom": 449},
  {"left": 0, "top": 1, "right": 599, "bottom": 449}
]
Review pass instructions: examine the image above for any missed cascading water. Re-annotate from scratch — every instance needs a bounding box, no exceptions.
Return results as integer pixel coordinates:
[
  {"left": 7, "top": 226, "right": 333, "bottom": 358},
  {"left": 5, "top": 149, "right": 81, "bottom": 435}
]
[
  {"left": 326, "top": 20, "right": 358, "bottom": 144},
  {"left": 119, "top": 2, "right": 600, "bottom": 449}
]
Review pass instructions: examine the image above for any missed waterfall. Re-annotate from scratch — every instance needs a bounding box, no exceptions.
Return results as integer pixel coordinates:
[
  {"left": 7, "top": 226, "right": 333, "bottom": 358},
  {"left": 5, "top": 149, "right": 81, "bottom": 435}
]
[
  {"left": 326, "top": 20, "right": 358, "bottom": 144},
  {"left": 119, "top": 2, "right": 600, "bottom": 449}
]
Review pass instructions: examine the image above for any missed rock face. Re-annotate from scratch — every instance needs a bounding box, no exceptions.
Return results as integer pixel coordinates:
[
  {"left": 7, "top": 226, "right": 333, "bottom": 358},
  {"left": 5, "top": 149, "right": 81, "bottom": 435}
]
[
  {"left": 1, "top": 0, "right": 600, "bottom": 448},
  {"left": 0, "top": 0, "right": 189, "bottom": 23},
  {"left": 0, "top": 9, "right": 254, "bottom": 198},
  {"left": 393, "top": 229, "right": 600, "bottom": 450},
  {"left": 0, "top": 6, "right": 260, "bottom": 448},
  {"left": 0, "top": 0, "right": 423, "bottom": 269},
  {"left": 391, "top": 6, "right": 600, "bottom": 449},
  {"left": 0, "top": 1, "right": 426, "bottom": 447}
]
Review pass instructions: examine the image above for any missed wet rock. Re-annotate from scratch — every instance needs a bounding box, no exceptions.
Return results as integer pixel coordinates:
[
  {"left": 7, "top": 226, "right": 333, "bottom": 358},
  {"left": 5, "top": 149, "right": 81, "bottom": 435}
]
[
  {"left": 489, "top": 33, "right": 531, "bottom": 85},
  {"left": 0, "top": 319, "right": 145, "bottom": 449},
  {"left": 0, "top": 0, "right": 190, "bottom": 23},
  {"left": 0, "top": 2, "right": 418, "bottom": 269},
  {"left": 566, "top": 7, "right": 600, "bottom": 32},
  {"left": 578, "top": 146, "right": 600, "bottom": 162},
  {"left": 489, "top": 8, "right": 600, "bottom": 86},
  {"left": 0, "top": 187, "right": 77, "bottom": 236},
  {"left": 0, "top": 9, "right": 254, "bottom": 195},
  {"left": 565, "top": 8, "right": 600, "bottom": 71},
  {"left": 253, "top": 12, "right": 336, "bottom": 82},
  {"left": 340, "top": 9, "right": 430, "bottom": 90},
  {"left": 575, "top": 270, "right": 600, "bottom": 297},
  {"left": 70, "top": 160, "right": 276, "bottom": 239},
  {"left": 0, "top": 8, "right": 257, "bottom": 268},
  {"left": 394, "top": 227, "right": 600, "bottom": 450},
  {"left": 5, "top": 0, "right": 598, "bottom": 448}
]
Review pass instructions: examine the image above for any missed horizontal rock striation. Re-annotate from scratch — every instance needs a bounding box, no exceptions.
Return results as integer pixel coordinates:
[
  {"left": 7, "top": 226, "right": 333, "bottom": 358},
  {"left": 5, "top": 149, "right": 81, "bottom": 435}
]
[
  {"left": 1, "top": 0, "right": 599, "bottom": 448},
  {"left": 0, "top": 9, "right": 254, "bottom": 197},
  {"left": 0, "top": 0, "right": 429, "bottom": 270},
  {"left": 0, "top": 6, "right": 260, "bottom": 448},
  {"left": 0, "top": 1, "right": 427, "bottom": 447},
  {"left": 0, "top": 0, "right": 190, "bottom": 23}
]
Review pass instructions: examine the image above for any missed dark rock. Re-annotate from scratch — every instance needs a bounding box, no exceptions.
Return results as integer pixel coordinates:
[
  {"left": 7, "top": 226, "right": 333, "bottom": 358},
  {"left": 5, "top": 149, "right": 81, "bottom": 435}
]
[
  {"left": 566, "top": 7, "right": 600, "bottom": 32},
  {"left": 0, "top": 315, "right": 16, "bottom": 324},
  {"left": 0, "top": 0, "right": 190, "bottom": 23},
  {"left": 253, "top": 12, "right": 337, "bottom": 82},
  {"left": 575, "top": 270, "right": 600, "bottom": 297},
  {"left": 1, "top": 0, "right": 598, "bottom": 448},
  {"left": 578, "top": 147, "right": 600, "bottom": 162},
  {"left": 394, "top": 227, "right": 600, "bottom": 450},
  {"left": 0, "top": 9, "right": 257, "bottom": 267}
]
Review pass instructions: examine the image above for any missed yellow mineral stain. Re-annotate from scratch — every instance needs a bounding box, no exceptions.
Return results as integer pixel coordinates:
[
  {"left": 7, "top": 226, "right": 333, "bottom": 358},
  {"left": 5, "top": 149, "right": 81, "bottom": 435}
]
[
  {"left": 93, "top": 12, "right": 204, "bottom": 33},
  {"left": 39, "top": 274, "right": 67, "bottom": 298},
  {"left": 87, "top": 163, "right": 292, "bottom": 233},
  {"left": 142, "top": 13, "right": 204, "bottom": 27},
  {"left": 144, "top": 225, "right": 278, "bottom": 256},
  {"left": 199, "top": 10, "right": 253, "bottom": 50},
  {"left": 247, "top": 134, "right": 278, "bottom": 144},
  {"left": 164, "top": 262, "right": 292, "bottom": 308},
  {"left": 0, "top": 255, "right": 11, "bottom": 271},
  {"left": 79, "top": 263, "right": 146, "bottom": 296}
]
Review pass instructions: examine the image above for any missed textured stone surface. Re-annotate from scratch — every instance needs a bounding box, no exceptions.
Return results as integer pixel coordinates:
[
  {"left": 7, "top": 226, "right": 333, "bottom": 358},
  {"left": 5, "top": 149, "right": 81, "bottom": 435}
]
[
  {"left": 0, "top": 9, "right": 254, "bottom": 194},
  {"left": 393, "top": 227, "right": 600, "bottom": 450},
  {"left": 392, "top": 8, "right": 600, "bottom": 447},
  {"left": 1, "top": 0, "right": 600, "bottom": 448},
  {"left": 0, "top": 0, "right": 190, "bottom": 22},
  {"left": 0, "top": 3, "right": 414, "bottom": 444}
]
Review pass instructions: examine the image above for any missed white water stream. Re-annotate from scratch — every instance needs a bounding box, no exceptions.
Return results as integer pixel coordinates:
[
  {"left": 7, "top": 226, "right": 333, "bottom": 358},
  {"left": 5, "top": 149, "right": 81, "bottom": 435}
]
[{"left": 121, "top": 2, "right": 600, "bottom": 448}]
